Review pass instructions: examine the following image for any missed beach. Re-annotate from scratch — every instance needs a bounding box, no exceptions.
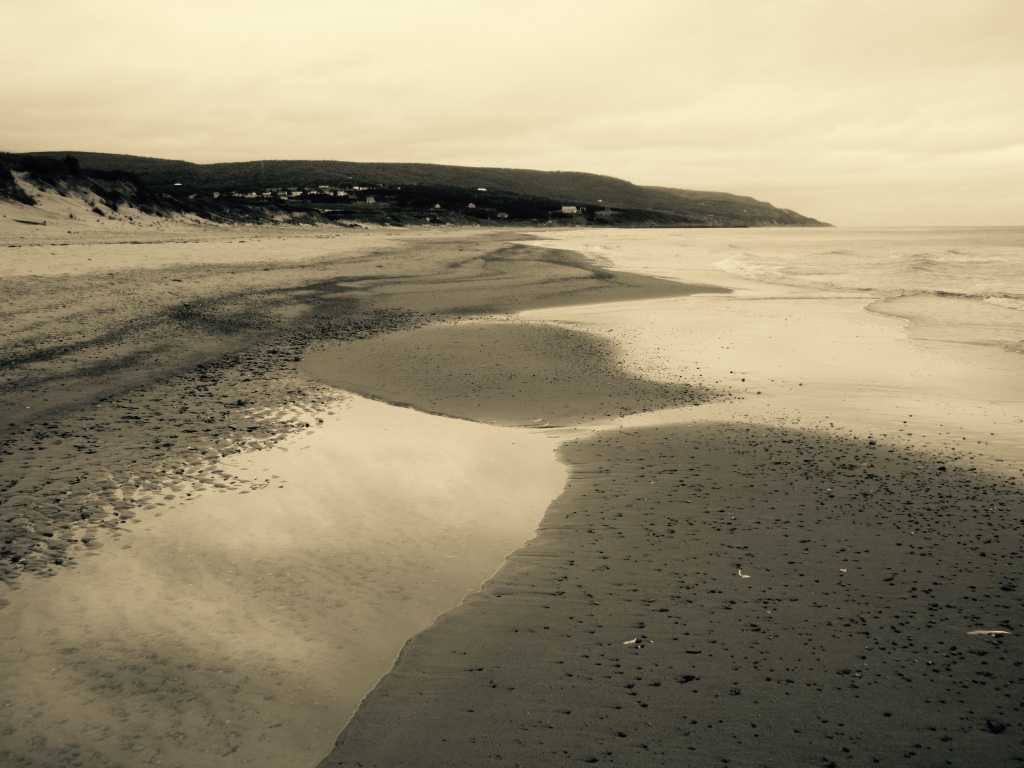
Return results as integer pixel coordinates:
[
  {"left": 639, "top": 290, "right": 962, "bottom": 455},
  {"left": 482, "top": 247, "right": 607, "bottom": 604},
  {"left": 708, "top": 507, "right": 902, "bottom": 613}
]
[{"left": 1, "top": 224, "right": 1022, "bottom": 767}]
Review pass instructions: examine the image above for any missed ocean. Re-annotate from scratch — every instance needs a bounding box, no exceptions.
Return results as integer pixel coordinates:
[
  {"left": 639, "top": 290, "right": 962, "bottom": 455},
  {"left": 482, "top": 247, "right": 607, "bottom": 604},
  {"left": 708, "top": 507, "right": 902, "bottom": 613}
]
[
  {"left": 537, "top": 227, "right": 1024, "bottom": 356},
  {"left": 709, "top": 227, "right": 1024, "bottom": 356}
]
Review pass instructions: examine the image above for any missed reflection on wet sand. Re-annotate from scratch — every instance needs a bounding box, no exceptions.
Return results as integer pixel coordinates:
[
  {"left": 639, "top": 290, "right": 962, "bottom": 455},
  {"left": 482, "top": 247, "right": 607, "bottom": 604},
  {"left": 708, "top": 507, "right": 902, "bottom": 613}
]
[{"left": 0, "top": 396, "right": 565, "bottom": 768}]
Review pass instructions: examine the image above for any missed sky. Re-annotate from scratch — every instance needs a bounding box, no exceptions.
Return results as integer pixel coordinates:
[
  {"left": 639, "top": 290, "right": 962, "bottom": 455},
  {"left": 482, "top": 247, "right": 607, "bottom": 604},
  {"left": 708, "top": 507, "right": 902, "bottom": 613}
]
[{"left": 2, "top": 0, "right": 1022, "bottom": 226}]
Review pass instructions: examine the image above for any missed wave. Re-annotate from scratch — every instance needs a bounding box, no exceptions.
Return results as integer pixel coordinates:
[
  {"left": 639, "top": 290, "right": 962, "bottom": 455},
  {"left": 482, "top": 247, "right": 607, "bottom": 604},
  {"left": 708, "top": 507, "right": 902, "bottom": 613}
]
[
  {"left": 884, "top": 288, "right": 1024, "bottom": 307},
  {"left": 892, "top": 249, "right": 1006, "bottom": 273},
  {"left": 716, "top": 252, "right": 1022, "bottom": 296},
  {"left": 984, "top": 296, "right": 1024, "bottom": 312},
  {"left": 898, "top": 253, "right": 945, "bottom": 272},
  {"left": 867, "top": 291, "right": 1024, "bottom": 357},
  {"left": 710, "top": 253, "right": 787, "bottom": 282}
]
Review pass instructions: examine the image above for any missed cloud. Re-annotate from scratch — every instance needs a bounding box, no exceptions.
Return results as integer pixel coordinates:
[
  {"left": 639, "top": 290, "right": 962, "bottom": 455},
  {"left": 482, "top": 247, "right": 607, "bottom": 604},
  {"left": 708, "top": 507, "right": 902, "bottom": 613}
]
[{"left": 2, "top": 0, "right": 1022, "bottom": 224}]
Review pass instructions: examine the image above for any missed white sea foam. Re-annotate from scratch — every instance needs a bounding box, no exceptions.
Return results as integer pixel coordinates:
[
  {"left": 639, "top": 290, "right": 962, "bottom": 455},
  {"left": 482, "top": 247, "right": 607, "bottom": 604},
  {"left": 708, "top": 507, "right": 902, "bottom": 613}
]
[
  {"left": 608, "top": 227, "right": 1024, "bottom": 358},
  {"left": 985, "top": 295, "right": 1024, "bottom": 312},
  {"left": 703, "top": 228, "right": 1024, "bottom": 354}
]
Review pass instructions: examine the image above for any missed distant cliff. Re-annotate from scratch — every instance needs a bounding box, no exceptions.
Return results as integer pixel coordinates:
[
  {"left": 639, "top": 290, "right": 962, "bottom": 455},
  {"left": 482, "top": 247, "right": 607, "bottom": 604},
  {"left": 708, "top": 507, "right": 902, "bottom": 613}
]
[{"left": 2, "top": 152, "right": 830, "bottom": 228}]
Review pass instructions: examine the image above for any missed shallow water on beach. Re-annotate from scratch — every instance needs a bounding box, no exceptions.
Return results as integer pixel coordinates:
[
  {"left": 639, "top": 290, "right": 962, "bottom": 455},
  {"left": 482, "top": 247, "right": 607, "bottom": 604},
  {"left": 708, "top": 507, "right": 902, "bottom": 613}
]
[
  {"left": 5, "top": 227, "right": 1022, "bottom": 768},
  {"left": 0, "top": 394, "right": 565, "bottom": 768}
]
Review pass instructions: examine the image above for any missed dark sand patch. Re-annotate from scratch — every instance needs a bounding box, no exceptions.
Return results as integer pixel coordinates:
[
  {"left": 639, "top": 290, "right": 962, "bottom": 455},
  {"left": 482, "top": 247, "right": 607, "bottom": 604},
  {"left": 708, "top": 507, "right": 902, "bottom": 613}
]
[
  {"left": 301, "top": 320, "right": 720, "bottom": 427},
  {"left": 2, "top": 233, "right": 712, "bottom": 584},
  {"left": 318, "top": 422, "right": 1024, "bottom": 767},
  {"left": 347, "top": 243, "right": 728, "bottom": 315},
  {"left": 0, "top": 309, "right": 423, "bottom": 586}
]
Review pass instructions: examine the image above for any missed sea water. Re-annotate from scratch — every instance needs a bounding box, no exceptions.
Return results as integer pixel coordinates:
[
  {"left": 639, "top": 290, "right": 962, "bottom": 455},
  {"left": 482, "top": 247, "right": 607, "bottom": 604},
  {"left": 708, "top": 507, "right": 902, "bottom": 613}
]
[
  {"left": 522, "top": 227, "right": 1024, "bottom": 467},
  {"left": 706, "top": 227, "right": 1024, "bottom": 355},
  {"left": 531, "top": 227, "right": 1024, "bottom": 355},
  {"left": 709, "top": 227, "right": 1024, "bottom": 299}
]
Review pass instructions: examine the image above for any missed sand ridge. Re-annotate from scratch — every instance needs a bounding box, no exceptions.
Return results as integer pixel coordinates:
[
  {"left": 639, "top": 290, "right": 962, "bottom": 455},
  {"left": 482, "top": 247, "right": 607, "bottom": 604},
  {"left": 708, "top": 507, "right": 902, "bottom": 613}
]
[{"left": 300, "top": 318, "right": 724, "bottom": 428}]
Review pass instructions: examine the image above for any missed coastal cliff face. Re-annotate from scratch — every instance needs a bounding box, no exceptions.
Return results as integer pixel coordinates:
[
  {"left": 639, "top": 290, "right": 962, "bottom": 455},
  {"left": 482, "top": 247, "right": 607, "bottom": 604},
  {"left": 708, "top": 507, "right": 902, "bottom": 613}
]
[{"left": 2, "top": 152, "right": 830, "bottom": 229}]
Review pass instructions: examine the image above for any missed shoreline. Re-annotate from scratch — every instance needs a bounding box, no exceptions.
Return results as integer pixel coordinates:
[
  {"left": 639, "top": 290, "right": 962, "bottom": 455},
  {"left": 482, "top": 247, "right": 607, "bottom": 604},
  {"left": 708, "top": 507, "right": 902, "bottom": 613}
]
[
  {"left": 321, "top": 421, "right": 1024, "bottom": 767},
  {"left": 314, "top": 230, "right": 1024, "bottom": 766},
  {"left": 3, "top": 226, "right": 1022, "bottom": 767},
  {"left": 0, "top": 394, "right": 566, "bottom": 767},
  {"left": 0, "top": 227, "right": 723, "bottom": 768}
]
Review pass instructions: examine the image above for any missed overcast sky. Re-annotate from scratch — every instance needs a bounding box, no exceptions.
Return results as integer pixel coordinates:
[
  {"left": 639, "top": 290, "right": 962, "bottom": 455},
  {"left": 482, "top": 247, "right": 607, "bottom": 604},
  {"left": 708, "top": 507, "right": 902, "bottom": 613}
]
[{"left": 3, "top": 0, "right": 1022, "bottom": 226}]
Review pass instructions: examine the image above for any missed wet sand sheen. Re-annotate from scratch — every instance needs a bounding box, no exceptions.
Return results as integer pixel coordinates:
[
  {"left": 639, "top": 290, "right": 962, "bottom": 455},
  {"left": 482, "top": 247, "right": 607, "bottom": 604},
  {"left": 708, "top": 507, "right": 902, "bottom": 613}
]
[
  {"left": 0, "top": 396, "right": 566, "bottom": 768},
  {"left": 0, "top": 229, "right": 721, "bottom": 768},
  {"left": 303, "top": 236, "right": 1024, "bottom": 765},
  {"left": 319, "top": 423, "right": 1024, "bottom": 767},
  {"left": 5, "top": 227, "right": 1023, "bottom": 767}
]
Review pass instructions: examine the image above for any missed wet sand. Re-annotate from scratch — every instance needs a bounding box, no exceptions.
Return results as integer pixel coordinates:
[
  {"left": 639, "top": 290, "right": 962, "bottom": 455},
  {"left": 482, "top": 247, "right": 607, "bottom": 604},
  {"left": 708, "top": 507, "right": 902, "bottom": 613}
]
[
  {"left": 321, "top": 423, "right": 1023, "bottom": 766},
  {"left": 0, "top": 229, "right": 700, "bottom": 582},
  {"left": 310, "top": 232, "right": 1024, "bottom": 766},
  {"left": 0, "top": 227, "right": 716, "bottom": 767},
  {"left": 0, "top": 396, "right": 565, "bottom": 767},
  {"left": 3, "top": 225, "right": 1023, "bottom": 767},
  {"left": 300, "top": 319, "right": 719, "bottom": 428}
]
